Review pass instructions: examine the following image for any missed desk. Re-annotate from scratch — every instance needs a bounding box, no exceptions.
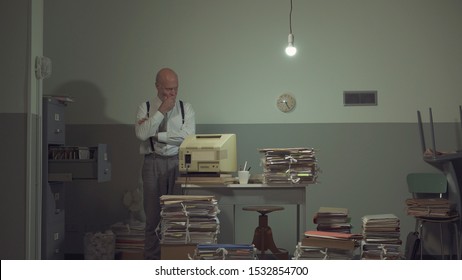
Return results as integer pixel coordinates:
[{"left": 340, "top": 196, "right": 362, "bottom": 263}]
[{"left": 181, "top": 184, "right": 307, "bottom": 246}]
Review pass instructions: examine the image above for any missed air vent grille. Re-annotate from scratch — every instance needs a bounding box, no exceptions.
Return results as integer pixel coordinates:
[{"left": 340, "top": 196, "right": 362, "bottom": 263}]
[{"left": 343, "top": 91, "right": 377, "bottom": 106}]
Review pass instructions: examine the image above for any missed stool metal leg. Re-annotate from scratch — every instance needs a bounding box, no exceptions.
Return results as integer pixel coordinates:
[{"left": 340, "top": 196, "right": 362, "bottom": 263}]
[
  {"left": 453, "top": 223, "right": 460, "bottom": 260},
  {"left": 419, "top": 221, "right": 424, "bottom": 260},
  {"left": 439, "top": 224, "right": 444, "bottom": 259}
]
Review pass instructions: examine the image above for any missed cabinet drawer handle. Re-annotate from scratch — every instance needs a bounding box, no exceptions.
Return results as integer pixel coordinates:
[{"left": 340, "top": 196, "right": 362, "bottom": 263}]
[
  {"left": 54, "top": 128, "right": 62, "bottom": 134},
  {"left": 104, "top": 168, "right": 109, "bottom": 174}
]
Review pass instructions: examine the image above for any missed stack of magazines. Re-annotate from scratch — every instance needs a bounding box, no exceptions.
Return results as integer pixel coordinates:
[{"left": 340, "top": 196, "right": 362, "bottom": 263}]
[
  {"left": 293, "top": 230, "right": 362, "bottom": 260},
  {"left": 110, "top": 221, "right": 145, "bottom": 256},
  {"left": 361, "top": 214, "right": 402, "bottom": 260},
  {"left": 258, "top": 147, "right": 319, "bottom": 184},
  {"left": 159, "top": 195, "right": 220, "bottom": 244}
]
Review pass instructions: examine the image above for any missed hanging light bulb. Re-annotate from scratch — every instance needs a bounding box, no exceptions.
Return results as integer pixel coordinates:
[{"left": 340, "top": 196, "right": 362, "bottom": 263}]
[
  {"left": 285, "top": 33, "right": 297, "bottom": 56},
  {"left": 285, "top": 0, "right": 296, "bottom": 56}
]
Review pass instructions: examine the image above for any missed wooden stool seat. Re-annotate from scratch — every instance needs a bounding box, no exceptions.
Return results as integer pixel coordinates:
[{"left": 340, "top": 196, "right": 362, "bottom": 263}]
[
  {"left": 243, "top": 206, "right": 289, "bottom": 260},
  {"left": 242, "top": 206, "right": 284, "bottom": 215}
]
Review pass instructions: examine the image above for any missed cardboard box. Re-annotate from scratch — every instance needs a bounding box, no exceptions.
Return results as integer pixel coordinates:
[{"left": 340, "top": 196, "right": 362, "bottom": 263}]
[{"left": 161, "top": 244, "right": 197, "bottom": 260}]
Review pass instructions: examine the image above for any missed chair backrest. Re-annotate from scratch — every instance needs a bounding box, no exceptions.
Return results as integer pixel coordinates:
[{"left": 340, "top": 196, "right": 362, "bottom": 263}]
[{"left": 406, "top": 173, "right": 447, "bottom": 195}]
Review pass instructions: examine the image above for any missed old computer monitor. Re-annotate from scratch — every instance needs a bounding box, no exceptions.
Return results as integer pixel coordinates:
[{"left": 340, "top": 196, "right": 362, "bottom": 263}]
[{"left": 179, "top": 134, "right": 237, "bottom": 174}]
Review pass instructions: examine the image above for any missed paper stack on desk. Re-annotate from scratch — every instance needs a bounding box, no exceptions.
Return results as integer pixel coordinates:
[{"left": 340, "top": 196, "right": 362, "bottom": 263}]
[
  {"left": 159, "top": 195, "right": 220, "bottom": 244},
  {"left": 258, "top": 147, "right": 319, "bottom": 185}
]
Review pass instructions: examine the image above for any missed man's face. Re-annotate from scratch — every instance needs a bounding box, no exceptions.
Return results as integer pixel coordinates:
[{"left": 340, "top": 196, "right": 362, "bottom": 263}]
[{"left": 156, "top": 77, "right": 178, "bottom": 101}]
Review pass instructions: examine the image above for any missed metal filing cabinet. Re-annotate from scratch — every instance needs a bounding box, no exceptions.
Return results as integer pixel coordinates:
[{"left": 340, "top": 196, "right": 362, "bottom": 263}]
[{"left": 42, "top": 97, "right": 111, "bottom": 259}]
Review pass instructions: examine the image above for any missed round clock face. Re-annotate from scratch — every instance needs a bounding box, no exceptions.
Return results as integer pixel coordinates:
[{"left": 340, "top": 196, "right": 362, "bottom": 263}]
[{"left": 277, "top": 93, "right": 296, "bottom": 113}]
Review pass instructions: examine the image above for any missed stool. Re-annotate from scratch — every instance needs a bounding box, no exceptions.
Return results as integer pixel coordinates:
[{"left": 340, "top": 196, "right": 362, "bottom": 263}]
[{"left": 243, "top": 206, "right": 289, "bottom": 260}]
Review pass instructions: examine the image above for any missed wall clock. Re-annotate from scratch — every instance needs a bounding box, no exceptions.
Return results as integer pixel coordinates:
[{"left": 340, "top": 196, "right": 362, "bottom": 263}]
[{"left": 277, "top": 92, "right": 296, "bottom": 113}]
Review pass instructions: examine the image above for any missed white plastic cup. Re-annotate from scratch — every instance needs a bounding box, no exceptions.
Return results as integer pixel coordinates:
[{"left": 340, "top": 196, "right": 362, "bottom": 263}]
[{"left": 238, "top": 171, "right": 250, "bottom": 184}]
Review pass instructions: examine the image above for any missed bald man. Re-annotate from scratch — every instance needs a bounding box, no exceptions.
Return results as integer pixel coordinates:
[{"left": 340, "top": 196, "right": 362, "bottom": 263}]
[{"left": 135, "top": 68, "right": 196, "bottom": 259}]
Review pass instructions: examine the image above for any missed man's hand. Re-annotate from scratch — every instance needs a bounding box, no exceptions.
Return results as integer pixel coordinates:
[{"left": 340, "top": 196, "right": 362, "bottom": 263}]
[
  {"left": 137, "top": 117, "right": 148, "bottom": 125},
  {"left": 158, "top": 95, "right": 176, "bottom": 114}
]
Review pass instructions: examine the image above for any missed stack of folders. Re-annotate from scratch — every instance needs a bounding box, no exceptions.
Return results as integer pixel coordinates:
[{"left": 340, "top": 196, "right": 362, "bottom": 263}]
[
  {"left": 192, "top": 244, "right": 256, "bottom": 260},
  {"left": 110, "top": 221, "right": 145, "bottom": 256},
  {"left": 258, "top": 147, "right": 319, "bottom": 185},
  {"left": 293, "top": 230, "right": 362, "bottom": 260},
  {"left": 159, "top": 195, "right": 220, "bottom": 245},
  {"left": 361, "top": 214, "right": 402, "bottom": 260},
  {"left": 405, "top": 198, "right": 456, "bottom": 218},
  {"left": 313, "top": 207, "right": 352, "bottom": 233}
]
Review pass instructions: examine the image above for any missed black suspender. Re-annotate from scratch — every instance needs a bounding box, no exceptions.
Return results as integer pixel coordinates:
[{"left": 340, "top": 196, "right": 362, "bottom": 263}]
[
  {"left": 179, "top": 100, "right": 184, "bottom": 123},
  {"left": 146, "top": 101, "right": 155, "bottom": 152},
  {"left": 146, "top": 100, "right": 185, "bottom": 152}
]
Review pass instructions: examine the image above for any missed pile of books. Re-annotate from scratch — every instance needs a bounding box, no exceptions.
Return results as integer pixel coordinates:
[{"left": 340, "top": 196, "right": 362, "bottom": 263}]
[
  {"left": 159, "top": 195, "right": 220, "bottom": 244},
  {"left": 405, "top": 197, "right": 456, "bottom": 218},
  {"left": 361, "top": 214, "right": 402, "bottom": 260},
  {"left": 258, "top": 147, "right": 319, "bottom": 185},
  {"left": 110, "top": 221, "right": 145, "bottom": 258},
  {"left": 293, "top": 230, "right": 362, "bottom": 260},
  {"left": 313, "top": 207, "right": 352, "bottom": 233},
  {"left": 192, "top": 244, "right": 256, "bottom": 260}
]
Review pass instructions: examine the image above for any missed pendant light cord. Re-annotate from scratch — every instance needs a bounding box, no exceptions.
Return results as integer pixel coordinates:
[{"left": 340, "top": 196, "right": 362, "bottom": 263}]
[{"left": 289, "top": 0, "right": 293, "bottom": 34}]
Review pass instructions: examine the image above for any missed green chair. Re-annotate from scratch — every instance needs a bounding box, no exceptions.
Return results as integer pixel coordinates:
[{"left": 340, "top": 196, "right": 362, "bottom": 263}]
[{"left": 406, "top": 173, "right": 460, "bottom": 259}]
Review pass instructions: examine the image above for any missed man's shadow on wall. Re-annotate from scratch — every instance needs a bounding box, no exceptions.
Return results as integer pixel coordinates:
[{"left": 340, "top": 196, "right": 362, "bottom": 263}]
[
  {"left": 51, "top": 80, "right": 117, "bottom": 125},
  {"left": 48, "top": 81, "right": 146, "bottom": 226},
  {"left": 49, "top": 79, "right": 137, "bottom": 164}
]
